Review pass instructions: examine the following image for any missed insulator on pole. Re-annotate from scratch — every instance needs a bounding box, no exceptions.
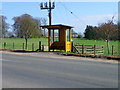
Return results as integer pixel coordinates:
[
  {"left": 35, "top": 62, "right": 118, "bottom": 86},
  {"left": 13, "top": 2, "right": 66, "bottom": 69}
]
[
  {"left": 40, "top": 0, "right": 55, "bottom": 25},
  {"left": 40, "top": 3, "right": 43, "bottom": 8},
  {"left": 45, "top": 2, "right": 48, "bottom": 8},
  {"left": 53, "top": 2, "right": 55, "bottom": 8}
]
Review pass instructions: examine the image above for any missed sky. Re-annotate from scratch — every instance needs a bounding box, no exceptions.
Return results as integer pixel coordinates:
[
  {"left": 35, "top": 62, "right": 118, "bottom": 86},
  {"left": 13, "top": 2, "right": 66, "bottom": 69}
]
[{"left": 1, "top": 1, "right": 118, "bottom": 34}]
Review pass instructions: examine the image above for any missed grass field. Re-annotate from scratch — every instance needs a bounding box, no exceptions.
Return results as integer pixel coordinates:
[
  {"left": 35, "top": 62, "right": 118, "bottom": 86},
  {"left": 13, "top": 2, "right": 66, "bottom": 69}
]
[
  {"left": 0, "top": 38, "right": 48, "bottom": 51},
  {"left": 73, "top": 38, "right": 119, "bottom": 56},
  {"left": 0, "top": 38, "right": 119, "bottom": 56}
]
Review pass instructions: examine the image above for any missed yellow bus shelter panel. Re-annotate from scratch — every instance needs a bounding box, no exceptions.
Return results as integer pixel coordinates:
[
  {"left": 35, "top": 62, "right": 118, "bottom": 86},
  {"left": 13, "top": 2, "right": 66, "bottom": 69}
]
[{"left": 66, "top": 42, "right": 72, "bottom": 52}]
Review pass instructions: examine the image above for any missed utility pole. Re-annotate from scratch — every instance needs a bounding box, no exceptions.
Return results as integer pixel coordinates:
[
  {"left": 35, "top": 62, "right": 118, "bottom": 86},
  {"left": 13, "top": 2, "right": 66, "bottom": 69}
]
[{"left": 40, "top": 0, "right": 55, "bottom": 25}]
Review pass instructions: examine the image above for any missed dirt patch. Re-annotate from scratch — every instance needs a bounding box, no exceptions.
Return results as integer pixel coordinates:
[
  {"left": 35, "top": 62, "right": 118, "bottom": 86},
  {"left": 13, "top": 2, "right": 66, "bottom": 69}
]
[
  {"left": 0, "top": 49, "right": 38, "bottom": 53},
  {"left": 1, "top": 51, "right": 118, "bottom": 64},
  {"left": 60, "top": 54, "right": 120, "bottom": 60},
  {"left": 0, "top": 49, "right": 12, "bottom": 51}
]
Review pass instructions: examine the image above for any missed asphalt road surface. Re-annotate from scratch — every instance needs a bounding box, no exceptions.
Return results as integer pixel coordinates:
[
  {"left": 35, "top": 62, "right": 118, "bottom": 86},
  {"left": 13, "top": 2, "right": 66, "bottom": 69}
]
[{"left": 2, "top": 52, "right": 118, "bottom": 88}]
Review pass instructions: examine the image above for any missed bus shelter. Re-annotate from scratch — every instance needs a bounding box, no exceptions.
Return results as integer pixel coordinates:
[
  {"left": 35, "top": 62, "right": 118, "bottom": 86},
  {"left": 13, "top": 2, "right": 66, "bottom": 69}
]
[{"left": 41, "top": 24, "right": 73, "bottom": 52}]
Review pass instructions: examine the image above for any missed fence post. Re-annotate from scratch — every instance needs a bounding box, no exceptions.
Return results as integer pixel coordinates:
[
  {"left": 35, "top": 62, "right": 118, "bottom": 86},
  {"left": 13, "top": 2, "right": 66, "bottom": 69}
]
[
  {"left": 102, "top": 45, "right": 104, "bottom": 55},
  {"left": 94, "top": 45, "right": 96, "bottom": 55},
  {"left": 32, "top": 43, "right": 34, "bottom": 51},
  {"left": 39, "top": 41, "right": 41, "bottom": 51},
  {"left": 23, "top": 43, "right": 24, "bottom": 50},
  {"left": 13, "top": 42, "right": 14, "bottom": 49},
  {"left": 42, "top": 45, "right": 44, "bottom": 52},
  {"left": 106, "top": 40, "right": 110, "bottom": 55},
  {"left": 4, "top": 42, "right": 6, "bottom": 49},
  {"left": 112, "top": 45, "right": 114, "bottom": 55},
  {"left": 71, "top": 42, "right": 74, "bottom": 52},
  {"left": 82, "top": 45, "right": 84, "bottom": 54}
]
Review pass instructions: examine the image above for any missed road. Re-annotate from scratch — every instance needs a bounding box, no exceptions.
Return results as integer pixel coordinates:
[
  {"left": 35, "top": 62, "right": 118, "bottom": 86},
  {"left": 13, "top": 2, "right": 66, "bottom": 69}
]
[{"left": 2, "top": 52, "right": 118, "bottom": 88}]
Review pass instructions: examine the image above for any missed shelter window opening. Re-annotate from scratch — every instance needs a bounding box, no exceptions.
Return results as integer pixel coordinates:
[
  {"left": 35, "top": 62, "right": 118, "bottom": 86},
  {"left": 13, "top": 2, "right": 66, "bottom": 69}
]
[
  {"left": 50, "top": 29, "right": 53, "bottom": 42},
  {"left": 54, "top": 29, "right": 59, "bottom": 42},
  {"left": 66, "top": 29, "right": 70, "bottom": 42}
]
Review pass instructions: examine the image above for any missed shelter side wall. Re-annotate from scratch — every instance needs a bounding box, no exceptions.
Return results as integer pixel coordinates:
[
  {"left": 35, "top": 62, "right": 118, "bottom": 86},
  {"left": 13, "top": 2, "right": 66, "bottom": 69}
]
[{"left": 59, "top": 28, "right": 66, "bottom": 48}]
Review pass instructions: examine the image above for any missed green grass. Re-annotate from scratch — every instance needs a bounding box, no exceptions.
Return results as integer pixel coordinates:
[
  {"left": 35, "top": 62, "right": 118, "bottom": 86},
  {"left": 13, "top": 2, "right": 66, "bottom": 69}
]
[
  {"left": 1, "top": 38, "right": 48, "bottom": 51},
  {"left": 73, "top": 38, "right": 119, "bottom": 56},
  {"left": 0, "top": 38, "right": 119, "bottom": 56}
]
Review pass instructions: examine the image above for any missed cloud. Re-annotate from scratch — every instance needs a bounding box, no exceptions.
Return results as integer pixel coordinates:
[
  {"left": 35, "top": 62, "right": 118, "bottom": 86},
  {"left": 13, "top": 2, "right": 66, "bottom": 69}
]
[
  {"left": 81, "top": 14, "right": 118, "bottom": 25},
  {"left": 70, "top": 14, "right": 118, "bottom": 34}
]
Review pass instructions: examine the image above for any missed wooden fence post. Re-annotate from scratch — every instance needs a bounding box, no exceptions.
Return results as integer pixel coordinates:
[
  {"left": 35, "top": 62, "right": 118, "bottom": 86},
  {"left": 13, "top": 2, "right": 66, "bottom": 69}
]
[
  {"left": 32, "top": 43, "right": 34, "bottom": 51},
  {"left": 42, "top": 45, "right": 44, "bottom": 52},
  {"left": 82, "top": 45, "right": 84, "bottom": 54},
  {"left": 106, "top": 40, "right": 110, "bottom": 55},
  {"left": 94, "top": 45, "right": 96, "bottom": 55},
  {"left": 112, "top": 45, "right": 114, "bottom": 55},
  {"left": 102, "top": 45, "right": 104, "bottom": 55},
  {"left": 4, "top": 42, "right": 6, "bottom": 49},
  {"left": 71, "top": 42, "right": 74, "bottom": 52},
  {"left": 39, "top": 41, "right": 41, "bottom": 51},
  {"left": 13, "top": 42, "right": 14, "bottom": 49},
  {"left": 23, "top": 43, "right": 24, "bottom": 50}
]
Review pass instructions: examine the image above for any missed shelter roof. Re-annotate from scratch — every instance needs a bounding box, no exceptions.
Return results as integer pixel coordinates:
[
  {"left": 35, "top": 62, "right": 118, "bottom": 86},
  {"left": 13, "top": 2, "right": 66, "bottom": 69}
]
[{"left": 40, "top": 24, "right": 73, "bottom": 29}]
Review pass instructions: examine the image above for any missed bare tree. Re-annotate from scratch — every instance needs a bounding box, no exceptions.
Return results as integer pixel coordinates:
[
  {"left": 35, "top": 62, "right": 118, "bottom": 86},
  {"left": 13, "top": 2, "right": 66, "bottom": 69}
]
[
  {"left": 12, "top": 14, "right": 41, "bottom": 49},
  {"left": 97, "top": 16, "right": 118, "bottom": 55},
  {"left": 6, "top": 31, "right": 14, "bottom": 38},
  {"left": 40, "top": 18, "right": 47, "bottom": 37},
  {"left": 34, "top": 17, "right": 47, "bottom": 37},
  {"left": 0, "top": 16, "right": 9, "bottom": 38}
]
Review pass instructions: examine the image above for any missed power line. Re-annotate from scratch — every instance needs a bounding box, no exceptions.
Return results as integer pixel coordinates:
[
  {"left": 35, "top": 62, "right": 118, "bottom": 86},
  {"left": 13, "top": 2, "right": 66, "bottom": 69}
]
[{"left": 58, "top": 1, "right": 81, "bottom": 23}]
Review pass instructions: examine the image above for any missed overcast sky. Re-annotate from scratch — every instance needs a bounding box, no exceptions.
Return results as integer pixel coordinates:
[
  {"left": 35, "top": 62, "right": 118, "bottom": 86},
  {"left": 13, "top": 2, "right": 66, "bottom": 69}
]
[{"left": 1, "top": 1, "right": 118, "bottom": 34}]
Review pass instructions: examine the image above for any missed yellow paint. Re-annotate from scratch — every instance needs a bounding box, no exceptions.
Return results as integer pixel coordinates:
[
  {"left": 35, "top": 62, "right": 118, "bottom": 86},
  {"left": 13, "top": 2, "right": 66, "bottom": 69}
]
[{"left": 66, "top": 42, "right": 71, "bottom": 52}]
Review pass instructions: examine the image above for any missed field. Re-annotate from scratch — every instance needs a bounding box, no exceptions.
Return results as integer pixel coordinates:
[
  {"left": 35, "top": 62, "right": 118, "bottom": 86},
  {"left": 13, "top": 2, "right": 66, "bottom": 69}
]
[
  {"left": 0, "top": 38, "right": 119, "bottom": 56},
  {"left": 73, "top": 38, "right": 119, "bottom": 56},
  {"left": 0, "top": 38, "right": 48, "bottom": 51}
]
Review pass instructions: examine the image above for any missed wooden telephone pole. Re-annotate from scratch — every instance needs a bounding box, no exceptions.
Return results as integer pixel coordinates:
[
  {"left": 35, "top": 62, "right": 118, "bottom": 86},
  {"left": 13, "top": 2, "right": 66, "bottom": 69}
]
[{"left": 40, "top": 0, "right": 55, "bottom": 25}]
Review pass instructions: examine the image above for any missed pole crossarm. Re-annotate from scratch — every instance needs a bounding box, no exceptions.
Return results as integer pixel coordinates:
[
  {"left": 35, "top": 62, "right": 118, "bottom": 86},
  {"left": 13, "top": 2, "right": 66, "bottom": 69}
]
[
  {"left": 40, "top": 7, "right": 55, "bottom": 10},
  {"left": 40, "top": 0, "right": 55, "bottom": 25}
]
